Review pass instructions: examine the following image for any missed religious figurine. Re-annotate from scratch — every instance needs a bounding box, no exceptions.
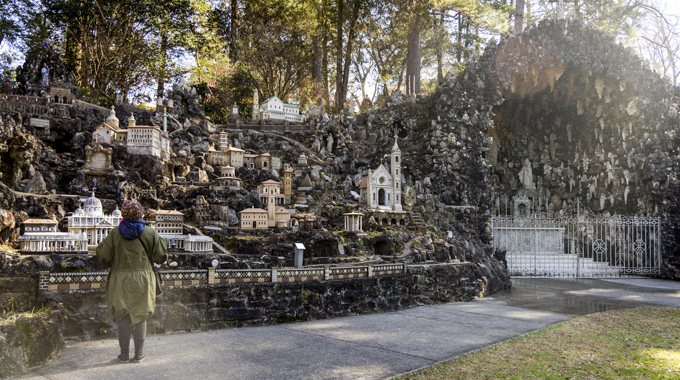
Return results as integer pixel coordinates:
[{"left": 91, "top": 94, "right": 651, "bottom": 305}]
[
  {"left": 600, "top": 193, "right": 607, "bottom": 210},
  {"left": 41, "top": 63, "right": 50, "bottom": 87},
  {"left": 624, "top": 186, "right": 630, "bottom": 205},
  {"left": 518, "top": 158, "right": 535, "bottom": 189}
]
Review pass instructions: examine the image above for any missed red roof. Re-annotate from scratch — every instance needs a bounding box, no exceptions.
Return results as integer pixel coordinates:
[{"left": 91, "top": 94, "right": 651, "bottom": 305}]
[{"left": 359, "top": 176, "right": 368, "bottom": 189}]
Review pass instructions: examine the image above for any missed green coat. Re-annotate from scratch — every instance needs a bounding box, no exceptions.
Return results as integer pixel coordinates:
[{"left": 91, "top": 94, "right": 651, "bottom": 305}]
[{"left": 96, "top": 226, "right": 168, "bottom": 324}]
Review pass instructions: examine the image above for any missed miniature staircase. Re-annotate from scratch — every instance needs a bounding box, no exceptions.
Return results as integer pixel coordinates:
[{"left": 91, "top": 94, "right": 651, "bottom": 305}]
[{"left": 409, "top": 213, "right": 428, "bottom": 233}]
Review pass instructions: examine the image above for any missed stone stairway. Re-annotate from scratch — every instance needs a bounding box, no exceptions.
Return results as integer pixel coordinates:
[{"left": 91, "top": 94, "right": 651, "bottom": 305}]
[
  {"left": 409, "top": 213, "right": 428, "bottom": 233},
  {"left": 507, "top": 253, "right": 620, "bottom": 277}
]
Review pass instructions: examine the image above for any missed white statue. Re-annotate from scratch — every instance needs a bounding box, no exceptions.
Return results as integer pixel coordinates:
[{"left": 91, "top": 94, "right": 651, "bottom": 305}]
[
  {"left": 41, "top": 63, "right": 50, "bottom": 87},
  {"left": 518, "top": 158, "right": 534, "bottom": 189},
  {"left": 600, "top": 193, "right": 607, "bottom": 210},
  {"left": 326, "top": 134, "right": 334, "bottom": 154},
  {"left": 624, "top": 186, "right": 630, "bottom": 204}
]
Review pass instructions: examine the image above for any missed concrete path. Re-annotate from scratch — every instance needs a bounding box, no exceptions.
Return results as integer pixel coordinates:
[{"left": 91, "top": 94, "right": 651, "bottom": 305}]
[{"left": 15, "top": 278, "right": 680, "bottom": 380}]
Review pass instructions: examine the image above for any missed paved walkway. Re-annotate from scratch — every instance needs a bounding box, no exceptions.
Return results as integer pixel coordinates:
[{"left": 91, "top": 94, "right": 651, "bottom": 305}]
[{"left": 16, "top": 278, "right": 680, "bottom": 380}]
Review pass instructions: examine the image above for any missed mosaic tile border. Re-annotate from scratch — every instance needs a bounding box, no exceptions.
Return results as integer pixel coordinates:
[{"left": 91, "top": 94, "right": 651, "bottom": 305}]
[{"left": 39, "top": 263, "right": 407, "bottom": 293}]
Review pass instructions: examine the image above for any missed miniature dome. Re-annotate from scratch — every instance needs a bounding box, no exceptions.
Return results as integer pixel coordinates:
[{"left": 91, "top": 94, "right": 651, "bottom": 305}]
[
  {"left": 106, "top": 107, "right": 119, "bottom": 128},
  {"left": 112, "top": 206, "right": 122, "bottom": 217},
  {"left": 75, "top": 206, "right": 84, "bottom": 215},
  {"left": 83, "top": 191, "right": 104, "bottom": 216}
]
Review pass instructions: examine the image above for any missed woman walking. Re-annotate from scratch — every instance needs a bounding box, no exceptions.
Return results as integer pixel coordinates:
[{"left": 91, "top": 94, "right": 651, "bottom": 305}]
[{"left": 97, "top": 200, "right": 168, "bottom": 363}]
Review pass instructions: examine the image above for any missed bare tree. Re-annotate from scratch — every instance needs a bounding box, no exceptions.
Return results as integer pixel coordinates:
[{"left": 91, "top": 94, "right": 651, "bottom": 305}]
[{"left": 637, "top": 3, "right": 680, "bottom": 86}]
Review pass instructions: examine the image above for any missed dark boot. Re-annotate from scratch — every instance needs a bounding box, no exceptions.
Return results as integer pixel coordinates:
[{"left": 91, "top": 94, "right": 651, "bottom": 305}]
[
  {"left": 131, "top": 338, "right": 146, "bottom": 363},
  {"left": 117, "top": 338, "right": 130, "bottom": 363}
]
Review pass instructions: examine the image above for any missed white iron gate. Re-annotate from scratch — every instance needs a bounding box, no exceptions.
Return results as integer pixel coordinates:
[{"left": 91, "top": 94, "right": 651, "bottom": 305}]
[{"left": 492, "top": 214, "right": 661, "bottom": 278}]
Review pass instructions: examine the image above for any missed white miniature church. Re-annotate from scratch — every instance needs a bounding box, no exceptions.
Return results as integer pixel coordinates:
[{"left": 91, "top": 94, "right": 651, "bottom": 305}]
[
  {"left": 252, "top": 89, "right": 306, "bottom": 123},
  {"left": 359, "top": 133, "right": 403, "bottom": 211}
]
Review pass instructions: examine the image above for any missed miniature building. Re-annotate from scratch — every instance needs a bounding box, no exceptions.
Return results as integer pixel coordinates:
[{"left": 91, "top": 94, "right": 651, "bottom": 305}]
[
  {"left": 153, "top": 209, "right": 213, "bottom": 253},
  {"left": 239, "top": 208, "right": 269, "bottom": 229},
  {"left": 298, "top": 153, "right": 308, "bottom": 166},
  {"left": 282, "top": 165, "right": 293, "bottom": 204},
  {"left": 81, "top": 142, "right": 113, "bottom": 176},
  {"left": 207, "top": 132, "right": 246, "bottom": 167},
  {"left": 67, "top": 191, "right": 123, "bottom": 246},
  {"left": 126, "top": 114, "right": 172, "bottom": 160},
  {"left": 252, "top": 90, "right": 306, "bottom": 123},
  {"left": 243, "top": 153, "right": 271, "bottom": 169},
  {"left": 359, "top": 134, "right": 403, "bottom": 211},
  {"left": 49, "top": 87, "right": 73, "bottom": 104},
  {"left": 212, "top": 166, "right": 242, "bottom": 190},
  {"left": 18, "top": 231, "right": 88, "bottom": 253},
  {"left": 21, "top": 218, "right": 58, "bottom": 234},
  {"left": 155, "top": 210, "right": 184, "bottom": 234},
  {"left": 194, "top": 196, "right": 210, "bottom": 224},
  {"left": 258, "top": 180, "right": 286, "bottom": 205},
  {"left": 240, "top": 179, "right": 293, "bottom": 229},
  {"left": 343, "top": 212, "right": 364, "bottom": 232},
  {"left": 298, "top": 174, "right": 314, "bottom": 191},
  {"left": 94, "top": 107, "right": 128, "bottom": 145}
]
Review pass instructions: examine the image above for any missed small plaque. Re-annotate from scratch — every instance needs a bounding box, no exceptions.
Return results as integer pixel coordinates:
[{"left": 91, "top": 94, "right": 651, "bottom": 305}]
[
  {"left": 211, "top": 259, "right": 219, "bottom": 268},
  {"left": 30, "top": 118, "right": 50, "bottom": 128}
]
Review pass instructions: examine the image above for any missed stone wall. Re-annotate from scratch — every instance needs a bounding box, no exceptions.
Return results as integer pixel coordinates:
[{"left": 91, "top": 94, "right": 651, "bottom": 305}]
[{"left": 43, "top": 262, "right": 508, "bottom": 341}]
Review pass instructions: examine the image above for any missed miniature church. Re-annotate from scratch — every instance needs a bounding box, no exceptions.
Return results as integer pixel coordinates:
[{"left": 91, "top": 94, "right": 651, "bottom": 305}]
[
  {"left": 359, "top": 133, "right": 403, "bottom": 211},
  {"left": 67, "top": 191, "right": 123, "bottom": 246}
]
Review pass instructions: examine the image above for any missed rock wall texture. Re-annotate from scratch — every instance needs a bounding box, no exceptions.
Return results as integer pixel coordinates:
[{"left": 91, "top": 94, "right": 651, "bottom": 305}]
[{"left": 45, "top": 262, "right": 509, "bottom": 341}]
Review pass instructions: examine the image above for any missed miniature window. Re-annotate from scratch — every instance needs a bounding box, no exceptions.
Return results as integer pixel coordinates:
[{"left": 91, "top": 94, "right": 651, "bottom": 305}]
[{"left": 395, "top": 156, "right": 399, "bottom": 163}]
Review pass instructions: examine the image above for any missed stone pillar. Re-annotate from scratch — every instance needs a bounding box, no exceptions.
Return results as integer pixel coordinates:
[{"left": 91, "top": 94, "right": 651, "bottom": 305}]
[{"left": 208, "top": 267, "right": 217, "bottom": 284}]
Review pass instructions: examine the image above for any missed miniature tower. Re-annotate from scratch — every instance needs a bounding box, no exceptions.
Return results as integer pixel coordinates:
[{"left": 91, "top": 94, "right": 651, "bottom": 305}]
[
  {"left": 283, "top": 164, "right": 293, "bottom": 204},
  {"left": 391, "top": 131, "right": 402, "bottom": 211},
  {"left": 267, "top": 187, "right": 276, "bottom": 225},
  {"left": 128, "top": 113, "right": 136, "bottom": 127},
  {"left": 253, "top": 89, "right": 259, "bottom": 119},
  {"left": 106, "top": 107, "right": 119, "bottom": 128},
  {"left": 367, "top": 168, "right": 373, "bottom": 209},
  {"left": 219, "top": 132, "right": 229, "bottom": 151}
]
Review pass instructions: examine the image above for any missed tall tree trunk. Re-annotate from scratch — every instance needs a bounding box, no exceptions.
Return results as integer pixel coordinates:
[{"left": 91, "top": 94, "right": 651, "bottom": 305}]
[
  {"left": 312, "top": 0, "right": 323, "bottom": 84},
  {"left": 406, "top": 21, "right": 421, "bottom": 96},
  {"left": 456, "top": 13, "right": 463, "bottom": 62},
  {"left": 335, "top": 0, "right": 344, "bottom": 112},
  {"left": 436, "top": 12, "right": 444, "bottom": 83},
  {"left": 339, "top": 0, "right": 360, "bottom": 111},
  {"left": 229, "top": 0, "right": 238, "bottom": 61},
  {"left": 157, "top": 34, "right": 168, "bottom": 98},
  {"left": 515, "top": 0, "right": 525, "bottom": 33},
  {"left": 322, "top": 28, "right": 330, "bottom": 109}
]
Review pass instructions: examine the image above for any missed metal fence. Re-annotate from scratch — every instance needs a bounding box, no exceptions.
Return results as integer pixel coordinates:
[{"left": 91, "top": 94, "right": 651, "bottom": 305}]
[{"left": 492, "top": 209, "right": 661, "bottom": 278}]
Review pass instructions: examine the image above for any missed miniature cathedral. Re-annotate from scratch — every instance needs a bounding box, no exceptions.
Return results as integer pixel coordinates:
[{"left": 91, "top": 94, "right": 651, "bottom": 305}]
[{"left": 360, "top": 132, "right": 403, "bottom": 211}]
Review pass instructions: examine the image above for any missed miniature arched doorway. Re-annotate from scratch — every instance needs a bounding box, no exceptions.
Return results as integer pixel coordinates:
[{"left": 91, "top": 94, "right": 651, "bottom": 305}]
[
  {"left": 263, "top": 161, "right": 268, "bottom": 168},
  {"left": 378, "top": 189, "right": 385, "bottom": 205},
  {"left": 252, "top": 221, "right": 257, "bottom": 229},
  {"left": 382, "top": 218, "right": 388, "bottom": 226},
  {"left": 312, "top": 240, "right": 335, "bottom": 257},
  {"left": 374, "top": 241, "right": 390, "bottom": 255},
  {"left": 391, "top": 218, "right": 397, "bottom": 225},
  {"left": 518, "top": 203, "right": 528, "bottom": 217},
  {"left": 400, "top": 219, "right": 406, "bottom": 226},
  {"left": 54, "top": 96, "right": 59, "bottom": 103}
]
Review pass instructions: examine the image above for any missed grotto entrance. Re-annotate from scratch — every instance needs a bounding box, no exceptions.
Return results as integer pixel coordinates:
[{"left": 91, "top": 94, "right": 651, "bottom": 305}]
[
  {"left": 311, "top": 240, "right": 335, "bottom": 257},
  {"left": 374, "top": 241, "right": 390, "bottom": 255},
  {"left": 480, "top": 21, "right": 678, "bottom": 277}
]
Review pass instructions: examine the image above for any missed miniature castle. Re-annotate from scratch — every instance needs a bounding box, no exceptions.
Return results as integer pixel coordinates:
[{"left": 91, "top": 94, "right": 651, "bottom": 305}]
[
  {"left": 67, "top": 191, "right": 123, "bottom": 246},
  {"left": 252, "top": 89, "right": 306, "bottom": 123},
  {"left": 94, "top": 109, "right": 172, "bottom": 160},
  {"left": 359, "top": 133, "right": 403, "bottom": 211}
]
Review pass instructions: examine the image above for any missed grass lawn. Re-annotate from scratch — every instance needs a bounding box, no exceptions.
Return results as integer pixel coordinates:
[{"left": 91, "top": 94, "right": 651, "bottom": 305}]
[{"left": 394, "top": 307, "right": 680, "bottom": 380}]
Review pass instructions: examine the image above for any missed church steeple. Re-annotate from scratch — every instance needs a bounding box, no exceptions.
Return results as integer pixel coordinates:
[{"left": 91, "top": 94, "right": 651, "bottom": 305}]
[{"left": 391, "top": 130, "right": 402, "bottom": 211}]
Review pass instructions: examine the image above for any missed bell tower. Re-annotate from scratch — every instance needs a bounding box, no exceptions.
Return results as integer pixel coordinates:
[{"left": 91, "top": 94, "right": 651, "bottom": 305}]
[{"left": 391, "top": 131, "right": 402, "bottom": 211}]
